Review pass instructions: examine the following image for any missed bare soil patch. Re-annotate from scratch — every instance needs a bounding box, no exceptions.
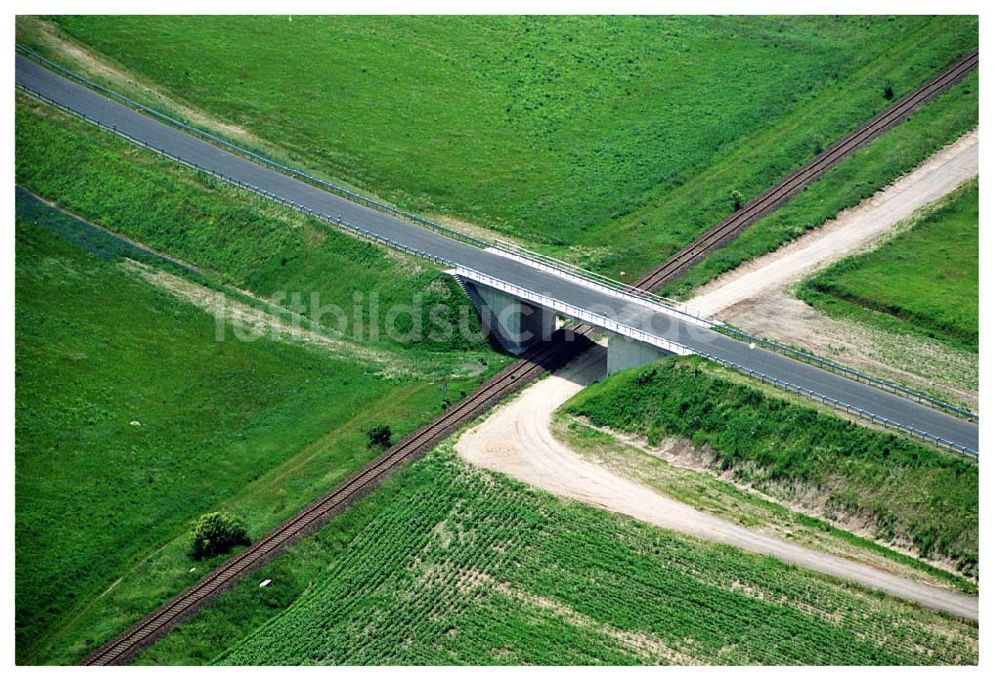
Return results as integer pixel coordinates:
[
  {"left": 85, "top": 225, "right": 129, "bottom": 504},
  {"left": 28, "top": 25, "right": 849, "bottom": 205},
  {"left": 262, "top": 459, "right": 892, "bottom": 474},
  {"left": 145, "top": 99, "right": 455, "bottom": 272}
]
[
  {"left": 722, "top": 292, "right": 978, "bottom": 408},
  {"left": 687, "top": 130, "right": 978, "bottom": 407},
  {"left": 689, "top": 130, "right": 978, "bottom": 316}
]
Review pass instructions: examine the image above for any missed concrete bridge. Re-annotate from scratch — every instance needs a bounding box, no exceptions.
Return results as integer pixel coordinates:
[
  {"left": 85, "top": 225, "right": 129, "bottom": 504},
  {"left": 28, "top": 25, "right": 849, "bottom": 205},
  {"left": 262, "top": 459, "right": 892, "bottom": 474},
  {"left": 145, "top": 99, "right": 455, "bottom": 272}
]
[
  {"left": 15, "top": 52, "right": 979, "bottom": 456},
  {"left": 452, "top": 259, "right": 694, "bottom": 372}
]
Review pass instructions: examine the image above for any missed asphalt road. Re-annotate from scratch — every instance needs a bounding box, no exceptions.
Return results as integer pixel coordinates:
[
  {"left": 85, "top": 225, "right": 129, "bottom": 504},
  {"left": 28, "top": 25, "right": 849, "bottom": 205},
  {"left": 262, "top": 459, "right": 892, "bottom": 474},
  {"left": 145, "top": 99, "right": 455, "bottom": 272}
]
[{"left": 15, "top": 53, "right": 979, "bottom": 454}]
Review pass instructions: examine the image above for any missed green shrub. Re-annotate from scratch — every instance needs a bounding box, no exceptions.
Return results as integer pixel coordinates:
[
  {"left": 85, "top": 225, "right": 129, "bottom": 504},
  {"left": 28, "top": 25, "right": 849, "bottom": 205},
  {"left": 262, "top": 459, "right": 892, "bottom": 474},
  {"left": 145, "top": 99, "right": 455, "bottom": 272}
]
[
  {"left": 191, "top": 512, "right": 251, "bottom": 560},
  {"left": 211, "top": 450, "right": 976, "bottom": 666},
  {"left": 366, "top": 424, "right": 392, "bottom": 450}
]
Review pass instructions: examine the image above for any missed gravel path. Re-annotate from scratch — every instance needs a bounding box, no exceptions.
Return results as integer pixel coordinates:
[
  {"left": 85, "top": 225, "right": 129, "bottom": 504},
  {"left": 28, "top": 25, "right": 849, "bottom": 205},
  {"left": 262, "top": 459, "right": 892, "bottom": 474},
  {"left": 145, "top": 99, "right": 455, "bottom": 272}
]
[
  {"left": 16, "top": 54, "right": 978, "bottom": 452},
  {"left": 456, "top": 129, "right": 981, "bottom": 620},
  {"left": 685, "top": 129, "right": 979, "bottom": 408},
  {"left": 456, "top": 345, "right": 977, "bottom": 621},
  {"left": 688, "top": 129, "right": 978, "bottom": 317}
]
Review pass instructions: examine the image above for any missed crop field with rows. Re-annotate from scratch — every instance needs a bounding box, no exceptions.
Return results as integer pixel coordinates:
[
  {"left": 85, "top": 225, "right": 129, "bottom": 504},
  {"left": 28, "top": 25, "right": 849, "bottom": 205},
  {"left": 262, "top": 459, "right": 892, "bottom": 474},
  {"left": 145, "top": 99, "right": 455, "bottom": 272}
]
[
  {"left": 14, "top": 96, "right": 506, "bottom": 664},
  {"left": 207, "top": 450, "right": 976, "bottom": 665},
  {"left": 13, "top": 14, "right": 980, "bottom": 667}
]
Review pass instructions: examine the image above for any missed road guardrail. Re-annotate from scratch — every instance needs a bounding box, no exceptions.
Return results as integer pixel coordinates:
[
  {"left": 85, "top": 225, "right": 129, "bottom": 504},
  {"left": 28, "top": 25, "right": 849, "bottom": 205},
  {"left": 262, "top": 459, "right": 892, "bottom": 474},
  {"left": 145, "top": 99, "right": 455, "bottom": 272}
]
[
  {"left": 17, "top": 64, "right": 978, "bottom": 455},
  {"left": 15, "top": 44, "right": 490, "bottom": 251},
  {"left": 697, "top": 352, "right": 977, "bottom": 459}
]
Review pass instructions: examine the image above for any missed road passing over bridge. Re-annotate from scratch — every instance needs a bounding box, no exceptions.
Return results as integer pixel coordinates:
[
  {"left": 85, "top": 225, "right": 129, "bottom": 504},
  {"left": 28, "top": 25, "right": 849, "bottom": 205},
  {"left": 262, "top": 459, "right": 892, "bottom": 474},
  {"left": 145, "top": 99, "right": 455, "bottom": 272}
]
[{"left": 15, "top": 52, "right": 979, "bottom": 456}]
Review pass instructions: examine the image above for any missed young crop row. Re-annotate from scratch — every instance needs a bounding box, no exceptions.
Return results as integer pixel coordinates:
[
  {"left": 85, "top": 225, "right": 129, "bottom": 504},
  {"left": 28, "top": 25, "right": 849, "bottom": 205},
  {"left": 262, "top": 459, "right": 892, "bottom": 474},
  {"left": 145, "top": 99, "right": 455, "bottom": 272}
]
[
  {"left": 13, "top": 99, "right": 505, "bottom": 664},
  {"left": 220, "top": 451, "right": 977, "bottom": 665}
]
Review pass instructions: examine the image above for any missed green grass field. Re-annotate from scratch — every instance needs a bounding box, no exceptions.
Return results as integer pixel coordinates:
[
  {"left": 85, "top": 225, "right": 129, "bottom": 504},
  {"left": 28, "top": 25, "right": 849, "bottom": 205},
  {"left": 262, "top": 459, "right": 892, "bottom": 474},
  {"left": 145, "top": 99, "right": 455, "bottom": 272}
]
[
  {"left": 20, "top": 15, "right": 977, "bottom": 281},
  {"left": 662, "top": 74, "right": 978, "bottom": 298},
  {"left": 14, "top": 15, "right": 981, "bottom": 665},
  {"left": 798, "top": 181, "right": 978, "bottom": 351},
  {"left": 14, "top": 98, "right": 505, "bottom": 664},
  {"left": 562, "top": 357, "right": 978, "bottom": 575},
  {"left": 137, "top": 448, "right": 976, "bottom": 665},
  {"left": 15, "top": 95, "right": 493, "bottom": 357}
]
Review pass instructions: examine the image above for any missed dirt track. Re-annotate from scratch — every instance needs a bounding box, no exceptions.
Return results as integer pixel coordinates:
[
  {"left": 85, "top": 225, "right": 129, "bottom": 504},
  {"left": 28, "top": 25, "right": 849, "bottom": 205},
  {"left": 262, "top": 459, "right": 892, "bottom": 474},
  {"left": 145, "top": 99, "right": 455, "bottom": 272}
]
[
  {"left": 686, "top": 129, "right": 979, "bottom": 408},
  {"left": 455, "top": 345, "right": 978, "bottom": 621},
  {"left": 456, "top": 128, "right": 981, "bottom": 621},
  {"left": 688, "top": 129, "right": 978, "bottom": 317}
]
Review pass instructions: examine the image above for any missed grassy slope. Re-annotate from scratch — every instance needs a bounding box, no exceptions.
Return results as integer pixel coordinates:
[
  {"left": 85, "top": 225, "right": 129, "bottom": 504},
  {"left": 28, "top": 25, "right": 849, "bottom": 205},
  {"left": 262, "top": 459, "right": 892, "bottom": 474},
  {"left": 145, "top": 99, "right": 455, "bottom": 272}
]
[
  {"left": 14, "top": 99, "right": 505, "bottom": 664},
  {"left": 552, "top": 415, "right": 975, "bottom": 594},
  {"left": 563, "top": 357, "right": 978, "bottom": 574},
  {"left": 16, "top": 205, "right": 387, "bottom": 660},
  {"left": 15, "top": 95, "right": 491, "bottom": 356},
  {"left": 11, "top": 16, "right": 976, "bottom": 664},
  {"left": 664, "top": 74, "right": 978, "bottom": 298},
  {"left": 799, "top": 181, "right": 978, "bottom": 351},
  {"left": 25, "top": 16, "right": 977, "bottom": 273},
  {"left": 140, "top": 448, "right": 976, "bottom": 666}
]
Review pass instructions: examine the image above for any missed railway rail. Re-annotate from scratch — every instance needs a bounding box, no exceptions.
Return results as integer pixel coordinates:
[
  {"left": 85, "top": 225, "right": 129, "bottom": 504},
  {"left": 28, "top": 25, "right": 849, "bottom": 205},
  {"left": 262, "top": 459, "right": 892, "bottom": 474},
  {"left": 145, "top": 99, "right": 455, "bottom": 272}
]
[
  {"left": 633, "top": 48, "right": 979, "bottom": 292},
  {"left": 81, "top": 328, "right": 595, "bottom": 665},
  {"left": 77, "top": 49, "right": 977, "bottom": 664}
]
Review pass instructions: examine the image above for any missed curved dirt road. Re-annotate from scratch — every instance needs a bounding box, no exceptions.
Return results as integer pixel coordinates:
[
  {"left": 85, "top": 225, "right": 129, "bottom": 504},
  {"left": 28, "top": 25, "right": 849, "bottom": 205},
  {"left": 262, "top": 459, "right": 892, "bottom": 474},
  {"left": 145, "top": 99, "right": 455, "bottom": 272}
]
[
  {"left": 688, "top": 129, "right": 978, "bottom": 318},
  {"left": 456, "top": 345, "right": 978, "bottom": 621}
]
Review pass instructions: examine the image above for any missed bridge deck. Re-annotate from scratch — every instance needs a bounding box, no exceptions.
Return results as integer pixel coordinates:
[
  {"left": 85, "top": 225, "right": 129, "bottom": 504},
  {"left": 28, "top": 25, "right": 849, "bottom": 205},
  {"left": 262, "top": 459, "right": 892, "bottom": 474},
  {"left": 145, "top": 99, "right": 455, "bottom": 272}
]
[{"left": 15, "top": 54, "right": 978, "bottom": 455}]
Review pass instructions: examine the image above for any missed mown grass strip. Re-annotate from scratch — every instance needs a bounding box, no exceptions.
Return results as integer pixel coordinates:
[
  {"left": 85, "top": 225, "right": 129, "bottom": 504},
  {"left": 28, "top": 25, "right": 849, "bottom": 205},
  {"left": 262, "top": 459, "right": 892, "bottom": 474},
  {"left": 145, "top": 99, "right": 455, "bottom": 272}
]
[
  {"left": 798, "top": 180, "right": 978, "bottom": 352},
  {"left": 563, "top": 356, "right": 978, "bottom": 575}
]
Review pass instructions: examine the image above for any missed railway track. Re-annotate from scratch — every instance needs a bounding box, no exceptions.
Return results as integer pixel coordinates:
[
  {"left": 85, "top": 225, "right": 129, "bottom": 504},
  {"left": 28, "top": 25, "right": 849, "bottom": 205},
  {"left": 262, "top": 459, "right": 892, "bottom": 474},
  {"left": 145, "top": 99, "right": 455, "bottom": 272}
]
[
  {"left": 633, "top": 48, "right": 978, "bottom": 292},
  {"left": 80, "top": 50, "right": 976, "bottom": 665},
  {"left": 81, "top": 328, "right": 595, "bottom": 665}
]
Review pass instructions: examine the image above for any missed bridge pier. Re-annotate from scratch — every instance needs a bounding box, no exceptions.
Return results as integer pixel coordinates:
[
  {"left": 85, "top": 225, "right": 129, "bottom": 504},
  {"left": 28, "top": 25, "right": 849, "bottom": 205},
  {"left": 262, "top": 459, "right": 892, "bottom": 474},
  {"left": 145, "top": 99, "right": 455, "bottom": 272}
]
[
  {"left": 455, "top": 277, "right": 558, "bottom": 355},
  {"left": 606, "top": 332, "right": 673, "bottom": 376}
]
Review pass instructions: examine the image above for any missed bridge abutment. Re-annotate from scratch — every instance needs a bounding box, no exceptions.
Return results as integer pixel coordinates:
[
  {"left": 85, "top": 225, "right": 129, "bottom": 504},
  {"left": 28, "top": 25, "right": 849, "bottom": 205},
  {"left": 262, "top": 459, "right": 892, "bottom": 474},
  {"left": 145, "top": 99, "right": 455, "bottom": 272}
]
[
  {"left": 606, "top": 332, "right": 673, "bottom": 376},
  {"left": 456, "top": 277, "right": 558, "bottom": 355}
]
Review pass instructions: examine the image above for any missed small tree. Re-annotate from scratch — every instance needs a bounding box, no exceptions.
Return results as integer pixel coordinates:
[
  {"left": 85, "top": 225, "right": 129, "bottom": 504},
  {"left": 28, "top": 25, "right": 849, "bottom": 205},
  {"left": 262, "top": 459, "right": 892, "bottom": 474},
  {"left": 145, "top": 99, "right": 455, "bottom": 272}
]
[
  {"left": 367, "top": 424, "right": 392, "bottom": 449},
  {"left": 729, "top": 189, "right": 745, "bottom": 212},
  {"left": 883, "top": 81, "right": 894, "bottom": 101},
  {"left": 190, "top": 512, "right": 250, "bottom": 560}
]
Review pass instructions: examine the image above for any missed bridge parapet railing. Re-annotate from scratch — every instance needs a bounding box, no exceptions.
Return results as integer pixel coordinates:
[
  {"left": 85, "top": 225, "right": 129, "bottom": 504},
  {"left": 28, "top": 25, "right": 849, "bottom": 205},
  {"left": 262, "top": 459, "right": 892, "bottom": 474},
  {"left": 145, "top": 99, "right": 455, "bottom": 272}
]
[
  {"left": 19, "top": 57, "right": 977, "bottom": 427},
  {"left": 488, "top": 241, "right": 713, "bottom": 328},
  {"left": 455, "top": 263, "right": 978, "bottom": 460},
  {"left": 453, "top": 266, "right": 693, "bottom": 357}
]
